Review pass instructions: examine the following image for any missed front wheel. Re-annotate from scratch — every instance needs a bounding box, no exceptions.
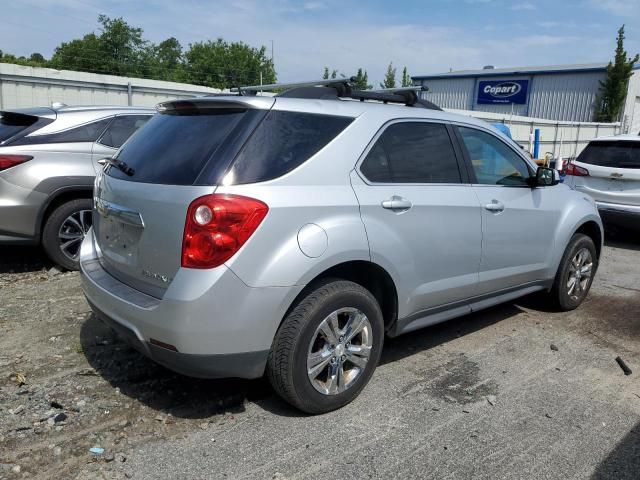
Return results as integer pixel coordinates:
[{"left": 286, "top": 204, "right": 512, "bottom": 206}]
[
  {"left": 267, "top": 279, "right": 384, "bottom": 414},
  {"left": 549, "top": 233, "right": 597, "bottom": 311}
]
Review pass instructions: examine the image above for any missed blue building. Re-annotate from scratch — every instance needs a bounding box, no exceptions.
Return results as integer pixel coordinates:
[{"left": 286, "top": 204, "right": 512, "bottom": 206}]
[{"left": 413, "top": 63, "right": 640, "bottom": 133}]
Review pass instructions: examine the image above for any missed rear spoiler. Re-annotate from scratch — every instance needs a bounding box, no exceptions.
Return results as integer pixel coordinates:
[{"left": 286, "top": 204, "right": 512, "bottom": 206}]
[{"left": 156, "top": 97, "right": 274, "bottom": 113}]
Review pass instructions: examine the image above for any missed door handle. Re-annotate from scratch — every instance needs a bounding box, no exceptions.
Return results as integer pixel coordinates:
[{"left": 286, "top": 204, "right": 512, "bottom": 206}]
[
  {"left": 382, "top": 195, "right": 412, "bottom": 212},
  {"left": 484, "top": 200, "right": 505, "bottom": 213}
]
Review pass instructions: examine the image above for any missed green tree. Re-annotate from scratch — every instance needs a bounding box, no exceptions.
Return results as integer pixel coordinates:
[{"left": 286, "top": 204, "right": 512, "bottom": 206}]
[
  {"left": 380, "top": 62, "right": 396, "bottom": 89},
  {"left": 49, "top": 33, "right": 106, "bottom": 73},
  {"left": 401, "top": 66, "right": 412, "bottom": 87},
  {"left": 353, "top": 68, "right": 372, "bottom": 90},
  {"left": 322, "top": 67, "right": 338, "bottom": 79},
  {"left": 29, "top": 53, "right": 46, "bottom": 64},
  {"left": 595, "top": 25, "right": 639, "bottom": 122},
  {"left": 185, "top": 38, "right": 276, "bottom": 89}
]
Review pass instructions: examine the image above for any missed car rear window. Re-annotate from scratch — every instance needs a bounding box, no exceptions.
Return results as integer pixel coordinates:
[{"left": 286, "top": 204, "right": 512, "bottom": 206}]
[
  {"left": 0, "top": 112, "right": 39, "bottom": 143},
  {"left": 107, "top": 109, "right": 248, "bottom": 185},
  {"left": 578, "top": 141, "right": 640, "bottom": 169},
  {"left": 228, "top": 111, "right": 354, "bottom": 184}
]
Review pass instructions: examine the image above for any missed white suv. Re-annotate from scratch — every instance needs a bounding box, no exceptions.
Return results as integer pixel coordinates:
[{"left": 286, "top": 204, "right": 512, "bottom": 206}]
[{"left": 565, "top": 134, "right": 640, "bottom": 228}]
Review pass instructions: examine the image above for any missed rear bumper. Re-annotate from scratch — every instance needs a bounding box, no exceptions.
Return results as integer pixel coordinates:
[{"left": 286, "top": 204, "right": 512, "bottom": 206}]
[
  {"left": 80, "top": 229, "right": 304, "bottom": 379},
  {"left": 596, "top": 201, "right": 640, "bottom": 216}
]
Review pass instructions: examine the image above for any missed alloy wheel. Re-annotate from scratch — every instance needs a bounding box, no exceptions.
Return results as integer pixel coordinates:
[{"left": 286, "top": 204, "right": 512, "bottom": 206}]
[
  {"left": 307, "top": 307, "right": 373, "bottom": 395},
  {"left": 566, "top": 247, "right": 593, "bottom": 301},
  {"left": 58, "top": 209, "right": 92, "bottom": 261}
]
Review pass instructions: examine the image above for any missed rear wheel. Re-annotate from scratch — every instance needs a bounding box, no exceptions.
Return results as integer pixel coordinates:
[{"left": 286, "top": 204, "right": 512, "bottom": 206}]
[
  {"left": 549, "top": 233, "right": 597, "bottom": 311},
  {"left": 42, "top": 198, "right": 93, "bottom": 271},
  {"left": 267, "top": 279, "right": 384, "bottom": 414}
]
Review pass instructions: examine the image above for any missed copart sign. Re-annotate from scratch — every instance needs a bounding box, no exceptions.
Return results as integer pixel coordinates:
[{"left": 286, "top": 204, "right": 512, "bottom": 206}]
[{"left": 477, "top": 79, "right": 529, "bottom": 104}]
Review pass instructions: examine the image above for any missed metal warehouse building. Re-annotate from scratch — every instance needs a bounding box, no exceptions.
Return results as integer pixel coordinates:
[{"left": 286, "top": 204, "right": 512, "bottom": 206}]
[{"left": 413, "top": 63, "right": 640, "bottom": 134}]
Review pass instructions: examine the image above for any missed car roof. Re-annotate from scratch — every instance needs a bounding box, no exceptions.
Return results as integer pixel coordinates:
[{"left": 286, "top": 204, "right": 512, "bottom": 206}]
[
  {"left": 164, "top": 95, "right": 495, "bottom": 130},
  {"left": 55, "top": 105, "right": 154, "bottom": 114},
  {"left": 590, "top": 133, "right": 640, "bottom": 143}
]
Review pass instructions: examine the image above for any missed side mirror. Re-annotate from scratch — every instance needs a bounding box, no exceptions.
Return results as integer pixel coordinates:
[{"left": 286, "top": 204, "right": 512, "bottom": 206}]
[{"left": 529, "top": 166, "right": 559, "bottom": 187}]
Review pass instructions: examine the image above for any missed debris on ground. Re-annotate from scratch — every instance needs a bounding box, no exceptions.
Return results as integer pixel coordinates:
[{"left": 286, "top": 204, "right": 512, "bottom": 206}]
[
  {"left": 615, "top": 356, "right": 633, "bottom": 376},
  {"left": 550, "top": 344, "right": 559, "bottom": 351},
  {"left": 486, "top": 395, "right": 497, "bottom": 406},
  {"left": 90, "top": 447, "right": 105, "bottom": 455}
]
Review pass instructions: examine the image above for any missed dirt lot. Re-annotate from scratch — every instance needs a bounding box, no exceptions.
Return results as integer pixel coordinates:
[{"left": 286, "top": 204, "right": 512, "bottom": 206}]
[{"left": 1, "top": 231, "right": 639, "bottom": 480}]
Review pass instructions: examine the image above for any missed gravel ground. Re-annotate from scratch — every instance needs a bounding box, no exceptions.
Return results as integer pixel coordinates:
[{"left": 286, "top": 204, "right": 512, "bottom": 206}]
[{"left": 0, "top": 230, "right": 639, "bottom": 480}]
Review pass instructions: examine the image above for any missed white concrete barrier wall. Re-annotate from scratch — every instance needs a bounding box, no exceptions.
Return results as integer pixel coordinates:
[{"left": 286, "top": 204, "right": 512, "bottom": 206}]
[
  {"left": 448, "top": 108, "right": 621, "bottom": 159},
  {"left": 0, "top": 63, "right": 223, "bottom": 110}
]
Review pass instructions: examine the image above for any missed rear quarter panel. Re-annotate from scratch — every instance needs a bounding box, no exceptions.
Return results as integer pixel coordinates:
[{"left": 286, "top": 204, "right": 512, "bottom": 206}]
[{"left": 216, "top": 184, "right": 370, "bottom": 288}]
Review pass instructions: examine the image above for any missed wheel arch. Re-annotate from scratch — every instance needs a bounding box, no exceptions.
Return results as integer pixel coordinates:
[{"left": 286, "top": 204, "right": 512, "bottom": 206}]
[
  {"left": 283, "top": 260, "right": 398, "bottom": 333},
  {"left": 574, "top": 220, "right": 603, "bottom": 259},
  {"left": 37, "top": 186, "right": 93, "bottom": 239}
]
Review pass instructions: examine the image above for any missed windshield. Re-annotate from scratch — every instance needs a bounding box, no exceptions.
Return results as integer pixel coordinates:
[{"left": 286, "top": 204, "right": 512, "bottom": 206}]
[{"left": 578, "top": 141, "right": 640, "bottom": 169}]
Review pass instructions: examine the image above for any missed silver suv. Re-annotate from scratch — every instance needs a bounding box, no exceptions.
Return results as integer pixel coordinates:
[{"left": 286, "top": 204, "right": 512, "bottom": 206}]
[
  {"left": 0, "top": 105, "right": 153, "bottom": 269},
  {"left": 80, "top": 83, "right": 603, "bottom": 413}
]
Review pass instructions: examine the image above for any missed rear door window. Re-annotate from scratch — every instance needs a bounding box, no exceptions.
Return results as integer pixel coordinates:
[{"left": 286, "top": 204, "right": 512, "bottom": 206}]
[
  {"left": 228, "top": 111, "right": 354, "bottom": 184},
  {"left": 577, "top": 141, "right": 640, "bottom": 169},
  {"left": 107, "top": 109, "right": 248, "bottom": 185},
  {"left": 98, "top": 115, "right": 151, "bottom": 149},
  {"left": 360, "top": 122, "right": 462, "bottom": 184}
]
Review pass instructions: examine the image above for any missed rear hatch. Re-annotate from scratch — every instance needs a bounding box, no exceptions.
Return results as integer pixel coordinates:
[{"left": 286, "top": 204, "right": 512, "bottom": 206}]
[
  {"left": 571, "top": 140, "right": 640, "bottom": 206},
  {"left": 93, "top": 98, "right": 274, "bottom": 298},
  {"left": 0, "top": 108, "right": 55, "bottom": 146}
]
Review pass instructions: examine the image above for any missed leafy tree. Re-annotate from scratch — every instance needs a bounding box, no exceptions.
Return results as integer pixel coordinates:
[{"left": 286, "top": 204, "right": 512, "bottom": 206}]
[
  {"left": 401, "top": 66, "right": 412, "bottom": 87},
  {"left": 380, "top": 62, "right": 396, "bottom": 89},
  {"left": 4, "top": 15, "right": 278, "bottom": 88},
  {"left": 49, "top": 33, "right": 106, "bottom": 73},
  {"left": 595, "top": 25, "right": 639, "bottom": 122},
  {"left": 29, "top": 53, "right": 46, "bottom": 64},
  {"left": 185, "top": 38, "right": 275, "bottom": 89},
  {"left": 353, "top": 68, "right": 372, "bottom": 90}
]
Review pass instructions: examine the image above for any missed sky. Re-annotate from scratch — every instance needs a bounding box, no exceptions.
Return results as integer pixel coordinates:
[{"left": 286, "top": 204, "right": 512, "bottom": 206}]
[{"left": 1, "top": 0, "right": 639, "bottom": 85}]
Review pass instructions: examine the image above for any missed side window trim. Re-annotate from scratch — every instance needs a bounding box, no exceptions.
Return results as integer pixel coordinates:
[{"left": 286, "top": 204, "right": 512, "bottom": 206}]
[
  {"left": 96, "top": 114, "right": 153, "bottom": 149},
  {"left": 452, "top": 123, "right": 535, "bottom": 187},
  {"left": 356, "top": 118, "right": 469, "bottom": 186}
]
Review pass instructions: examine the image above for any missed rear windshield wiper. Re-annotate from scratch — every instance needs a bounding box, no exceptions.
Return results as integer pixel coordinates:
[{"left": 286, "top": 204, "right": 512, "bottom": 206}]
[{"left": 98, "top": 157, "right": 135, "bottom": 176}]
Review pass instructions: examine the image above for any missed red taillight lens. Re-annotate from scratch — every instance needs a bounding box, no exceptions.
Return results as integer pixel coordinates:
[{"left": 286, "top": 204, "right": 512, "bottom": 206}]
[
  {"left": 182, "top": 194, "right": 268, "bottom": 269},
  {"left": 565, "top": 162, "right": 589, "bottom": 176},
  {"left": 0, "top": 154, "right": 33, "bottom": 171}
]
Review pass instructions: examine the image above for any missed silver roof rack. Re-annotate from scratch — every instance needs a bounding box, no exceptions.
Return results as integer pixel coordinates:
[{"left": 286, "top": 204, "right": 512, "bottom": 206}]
[{"left": 230, "top": 78, "right": 354, "bottom": 93}]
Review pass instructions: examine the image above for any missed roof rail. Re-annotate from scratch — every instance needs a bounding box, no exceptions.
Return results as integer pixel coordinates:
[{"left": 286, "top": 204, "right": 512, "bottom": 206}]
[
  {"left": 231, "top": 77, "right": 441, "bottom": 110},
  {"left": 230, "top": 78, "right": 354, "bottom": 94}
]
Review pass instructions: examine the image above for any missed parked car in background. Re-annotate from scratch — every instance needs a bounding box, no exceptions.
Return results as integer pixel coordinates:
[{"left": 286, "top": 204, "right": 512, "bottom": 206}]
[
  {"left": 81, "top": 84, "right": 603, "bottom": 414},
  {"left": 0, "top": 105, "right": 153, "bottom": 269},
  {"left": 565, "top": 134, "right": 640, "bottom": 229}
]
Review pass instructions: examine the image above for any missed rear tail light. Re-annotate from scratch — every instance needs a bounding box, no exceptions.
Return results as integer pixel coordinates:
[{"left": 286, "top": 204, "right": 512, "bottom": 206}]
[
  {"left": 565, "top": 162, "right": 589, "bottom": 176},
  {"left": 182, "top": 194, "right": 268, "bottom": 269},
  {"left": 0, "top": 154, "right": 33, "bottom": 171}
]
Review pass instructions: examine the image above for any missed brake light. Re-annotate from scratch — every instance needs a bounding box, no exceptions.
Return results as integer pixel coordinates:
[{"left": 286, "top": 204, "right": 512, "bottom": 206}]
[
  {"left": 565, "top": 162, "right": 589, "bottom": 176},
  {"left": 182, "top": 194, "right": 268, "bottom": 269},
  {"left": 0, "top": 154, "right": 33, "bottom": 171}
]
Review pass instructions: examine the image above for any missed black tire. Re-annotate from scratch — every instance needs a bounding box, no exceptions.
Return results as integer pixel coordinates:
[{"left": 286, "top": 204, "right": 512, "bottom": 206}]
[
  {"left": 267, "top": 279, "right": 384, "bottom": 414},
  {"left": 549, "top": 233, "right": 598, "bottom": 311},
  {"left": 42, "top": 198, "right": 93, "bottom": 271}
]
